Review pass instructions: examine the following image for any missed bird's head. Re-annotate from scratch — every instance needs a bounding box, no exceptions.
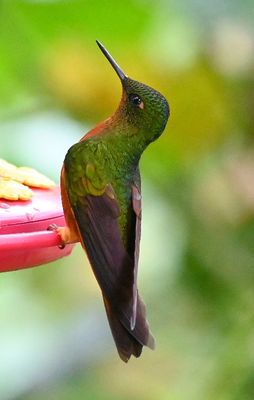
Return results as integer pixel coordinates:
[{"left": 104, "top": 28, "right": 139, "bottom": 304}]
[{"left": 97, "top": 41, "right": 170, "bottom": 144}]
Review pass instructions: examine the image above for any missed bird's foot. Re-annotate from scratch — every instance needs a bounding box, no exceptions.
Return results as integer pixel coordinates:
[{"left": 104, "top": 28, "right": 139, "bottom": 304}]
[
  {"left": 47, "top": 224, "right": 79, "bottom": 248},
  {"left": 47, "top": 224, "right": 66, "bottom": 249}
]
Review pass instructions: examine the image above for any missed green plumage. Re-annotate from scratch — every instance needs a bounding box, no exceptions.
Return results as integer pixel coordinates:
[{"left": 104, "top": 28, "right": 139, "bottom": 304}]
[
  {"left": 65, "top": 77, "right": 169, "bottom": 245},
  {"left": 65, "top": 135, "right": 137, "bottom": 246},
  {"left": 63, "top": 42, "right": 170, "bottom": 362}
]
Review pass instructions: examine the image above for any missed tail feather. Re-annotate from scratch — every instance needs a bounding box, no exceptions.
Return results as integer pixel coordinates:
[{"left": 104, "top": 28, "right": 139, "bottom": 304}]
[{"left": 103, "top": 294, "right": 155, "bottom": 362}]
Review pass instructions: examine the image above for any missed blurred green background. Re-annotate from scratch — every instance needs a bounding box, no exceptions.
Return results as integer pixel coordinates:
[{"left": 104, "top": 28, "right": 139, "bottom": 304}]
[{"left": 1, "top": 0, "right": 254, "bottom": 399}]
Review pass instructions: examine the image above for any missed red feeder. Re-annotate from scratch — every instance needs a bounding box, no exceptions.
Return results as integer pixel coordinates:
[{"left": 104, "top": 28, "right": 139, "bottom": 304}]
[{"left": 0, "top": 187, "right": 74, "bottom": 272}]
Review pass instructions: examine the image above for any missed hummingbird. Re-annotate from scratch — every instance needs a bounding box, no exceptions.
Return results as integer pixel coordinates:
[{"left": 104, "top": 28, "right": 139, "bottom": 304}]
[{"left": 56, "top": 41, "right": 170, "bottom": 362}]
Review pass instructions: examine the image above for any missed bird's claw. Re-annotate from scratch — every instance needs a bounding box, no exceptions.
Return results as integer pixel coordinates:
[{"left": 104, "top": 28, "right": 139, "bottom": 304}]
[{"left": 47, "top": 223, "right": 58, "bottom": 232}]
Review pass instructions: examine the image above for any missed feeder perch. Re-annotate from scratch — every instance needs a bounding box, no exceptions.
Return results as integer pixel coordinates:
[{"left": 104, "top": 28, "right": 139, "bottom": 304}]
[{"left": 0, "top": 187, "right": 74, "bottom": 272}]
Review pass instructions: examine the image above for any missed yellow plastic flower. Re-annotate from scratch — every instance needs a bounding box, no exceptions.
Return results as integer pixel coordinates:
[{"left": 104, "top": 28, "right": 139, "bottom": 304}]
[{"left": 0, "top": 159, "right": 55, "bottom": 201}]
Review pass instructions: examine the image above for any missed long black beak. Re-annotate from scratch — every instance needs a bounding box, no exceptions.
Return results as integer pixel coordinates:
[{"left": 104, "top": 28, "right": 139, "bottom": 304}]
[{"left": 96, "top": 40, "right": 127, "bottom": 82}]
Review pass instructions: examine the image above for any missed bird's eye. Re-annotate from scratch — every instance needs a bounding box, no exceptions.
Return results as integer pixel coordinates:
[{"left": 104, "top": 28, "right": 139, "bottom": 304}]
[
  {"left": 129, "top": 94, "right": 144, "bottom": 109},
  {"left": 129, "top": 94, "right": 141, "bottom": 105}
]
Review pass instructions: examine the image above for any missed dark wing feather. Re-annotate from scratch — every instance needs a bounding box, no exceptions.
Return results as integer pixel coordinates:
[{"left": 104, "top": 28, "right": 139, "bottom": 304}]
[
  {"left": 71, "top": 186, "right": 154, "bottom": 360},
  {"left": 74, "top": 190, "right": 135, "bottom": 324},
  {"left": 103, "top": 296, "right": 143, "bottom": 362}
]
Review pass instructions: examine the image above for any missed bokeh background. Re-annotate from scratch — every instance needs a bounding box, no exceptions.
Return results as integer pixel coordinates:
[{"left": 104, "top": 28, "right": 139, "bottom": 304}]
[{"left": 1, "top": 0, "right": 254, "bottom": 399}]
